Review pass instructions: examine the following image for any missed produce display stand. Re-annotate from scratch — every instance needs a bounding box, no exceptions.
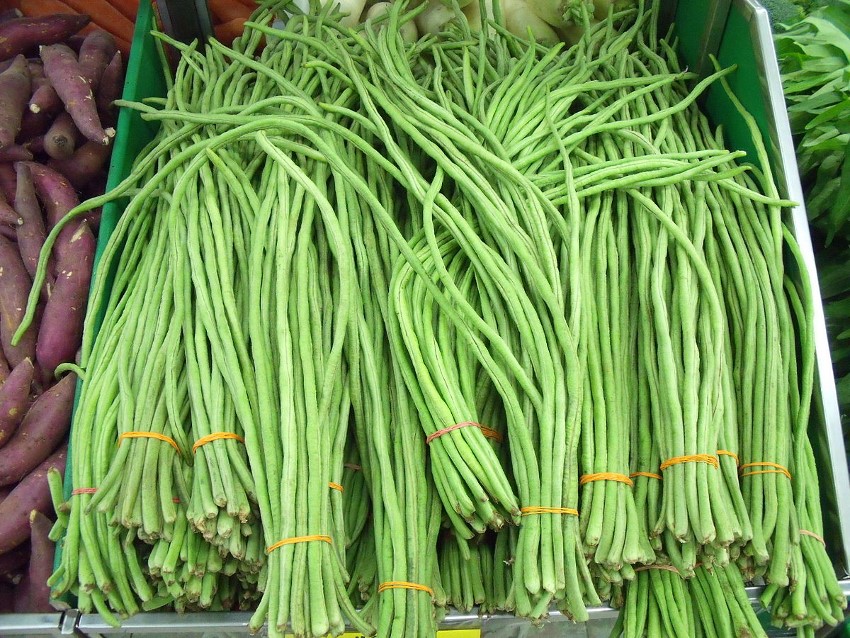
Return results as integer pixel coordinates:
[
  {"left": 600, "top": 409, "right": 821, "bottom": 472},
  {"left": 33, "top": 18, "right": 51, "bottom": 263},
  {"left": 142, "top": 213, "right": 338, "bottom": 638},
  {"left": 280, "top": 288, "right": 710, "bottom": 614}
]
[{"left": 1, "top": 0, "right": 849, "bottom": 636}]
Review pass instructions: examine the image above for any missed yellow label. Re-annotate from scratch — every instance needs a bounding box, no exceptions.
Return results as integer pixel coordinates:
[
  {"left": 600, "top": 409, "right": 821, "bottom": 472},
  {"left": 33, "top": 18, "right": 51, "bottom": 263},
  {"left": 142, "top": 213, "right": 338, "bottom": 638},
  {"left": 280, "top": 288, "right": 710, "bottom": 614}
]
[{"left": 287, "top": 631, "right": 481, "bottom": 638}]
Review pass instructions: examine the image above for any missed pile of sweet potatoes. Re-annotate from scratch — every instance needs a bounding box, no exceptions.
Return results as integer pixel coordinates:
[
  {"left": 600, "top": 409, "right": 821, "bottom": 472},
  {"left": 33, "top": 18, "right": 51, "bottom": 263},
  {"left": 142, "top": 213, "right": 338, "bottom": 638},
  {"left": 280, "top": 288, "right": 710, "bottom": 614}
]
[{"left": 0, "top": 11, "right": 123, "bottom": 613}]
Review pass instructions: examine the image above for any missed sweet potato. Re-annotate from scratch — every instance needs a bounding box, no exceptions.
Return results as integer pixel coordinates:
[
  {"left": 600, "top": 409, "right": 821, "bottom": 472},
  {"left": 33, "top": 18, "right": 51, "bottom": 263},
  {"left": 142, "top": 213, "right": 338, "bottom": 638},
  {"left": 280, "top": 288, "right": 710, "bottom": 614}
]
[
  {"left": 96, "top": 50, "right": 122, "bottom": 124},
  {"left": 13, "top": 510, "right": 54, "bottom": 612},
  {"left": 0, "top": 163, "right": 15, "bottom": 201},
  {"left": 0, "top": 485, "right": 11, "bottom": 504},
  {"left": 43, "top": 111, "right": 77, "bottom": 160},
  {"left": 0, "top": 374, "right": 74, "bottom": 486},
  {"left": 0, "top": 582, "right": 14, "bottom": 610},
  {"left": 0, "top": 14, "right": 90, "bottom": 59},
  {"left": 0, "top": 444, "right": 66, "bottom": 553},
  {"left": 0, "top": 358, "right": 34, "bottom": 449},
  {"left": 0, "top": 9, "right": 24, "bottom": 23},
  {"left": 0, "top": 55, "right": 31, "bottom": 149},
  {"left": 0, "top": 144, "right": 33, "bottom": 162},
  {"left": 28, "top": 76, "right": 61, "bottom": 116},
  {"left": 0, "top": 190, "right": 21, "bottom": 226},
  {"left": 0, "top": 348, "right": 9, "bottom": 386},
  {"left": 21, "top": 161, "right": 78, "bottom": 228},
  {"left": 47, "top": 140, "right": 110, "bottom": 190},
  {"left": 0, "top": 541, "right": 28, "bottom": 587},
  {"left": 24, "top": 133, "right": 45, "bottom": 154},
  {"left": 0, "top": 235, "right": 37, "bottom": 368},
  {"left": 14, "top": 162, "right": 48, "bottom": 280},
  {"left": 78, "top": 30, "right": 115, "bottom": 92},
  {"left": 40, "top": 44, "right": 112, "bottom": 145},
  {"left": 36, "top": 223, "right": 94, "bottom": 375}
]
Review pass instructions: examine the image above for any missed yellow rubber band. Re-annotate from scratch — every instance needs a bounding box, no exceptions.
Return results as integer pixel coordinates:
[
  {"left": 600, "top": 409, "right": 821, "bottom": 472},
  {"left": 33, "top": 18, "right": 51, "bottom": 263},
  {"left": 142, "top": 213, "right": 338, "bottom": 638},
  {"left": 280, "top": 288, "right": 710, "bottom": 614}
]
[
  {"left": 739, "top": 462, "right": 791, "bottom": 480},
  {"left": 800, "top": 529, "right": 826, "bottom": 545},
  {"left": 634, "top": 564, "right": 680, "bottom": 575},
  {"left": 659, "top": 454, "right": 718, "bottom": 471},
  {"left": 520, "top": 506, "right": 579, "bottom": 517},
  {"left": 71, "top": 487, "right": 97, "bottom": 495},
  {"left": 118, "top": 432, "right": 180, "bottom": 452},
  {"left": 329, "top": 482, "right": 344, "bottom": 492},
  {"left": 716, "top": 449, "right": 739, "bottom": 465},
  {"left": 580, "top": 472, "right": 633, "bottom": 487},
  {"left": 192, "top": 432, "right": 245, "bottom": 454},
  {"left": 266, "top": 535, "right": 332, "bottom": 554},
  {"left": 630, "top": 471, "right": 662, "bottom": 480},
  {"left": 378, "top": 581, "right": 434, "bottom": 597}
]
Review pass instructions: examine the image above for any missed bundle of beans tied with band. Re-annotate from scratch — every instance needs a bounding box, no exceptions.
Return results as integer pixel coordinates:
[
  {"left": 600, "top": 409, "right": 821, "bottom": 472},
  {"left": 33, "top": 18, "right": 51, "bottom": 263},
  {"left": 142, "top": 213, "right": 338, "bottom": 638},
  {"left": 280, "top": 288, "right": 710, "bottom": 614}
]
[
  {"left": 0, "top": 10, "right": 123, "bottom": 613},
  {"left": 11, "top": 0, "right": 844, "bottom": 636}
]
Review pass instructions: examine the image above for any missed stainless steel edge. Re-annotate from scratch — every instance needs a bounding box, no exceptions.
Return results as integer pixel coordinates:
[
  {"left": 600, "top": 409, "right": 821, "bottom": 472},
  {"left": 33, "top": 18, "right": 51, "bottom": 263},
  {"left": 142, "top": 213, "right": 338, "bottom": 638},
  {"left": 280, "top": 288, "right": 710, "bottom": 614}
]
[
  {"left": 63, "top": 582, "right": 850, "bottom": 634},
  {"left": 0, "top": 613, "right": 65, "bottom": 636},
  {"left": 738, "top": 0, "right": 850, "bottom": 574}
]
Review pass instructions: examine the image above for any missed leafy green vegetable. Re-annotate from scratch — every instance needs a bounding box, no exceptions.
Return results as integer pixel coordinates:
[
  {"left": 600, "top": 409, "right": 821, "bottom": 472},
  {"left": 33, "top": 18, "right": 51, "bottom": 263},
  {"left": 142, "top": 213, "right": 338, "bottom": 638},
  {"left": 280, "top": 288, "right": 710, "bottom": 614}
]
[{"left": 776, "top": 1, "right": 850, "bottom": 420}]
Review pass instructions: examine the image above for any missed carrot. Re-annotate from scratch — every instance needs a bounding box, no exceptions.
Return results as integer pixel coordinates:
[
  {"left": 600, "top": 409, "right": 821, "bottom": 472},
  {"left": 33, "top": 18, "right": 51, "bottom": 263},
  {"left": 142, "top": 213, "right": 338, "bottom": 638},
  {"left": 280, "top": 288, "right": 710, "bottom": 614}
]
[
  {"left": 107, "top": 0, "right": 138, "bottom": 22},
  {"left": 214, "top": 17, "right": 246, "bottom": 45},
  {"left": 207, "top": 0, "right": 251, "bottom": 24},
  {"left": 55, "top": 0, "right": 134, "bottom": 45}
]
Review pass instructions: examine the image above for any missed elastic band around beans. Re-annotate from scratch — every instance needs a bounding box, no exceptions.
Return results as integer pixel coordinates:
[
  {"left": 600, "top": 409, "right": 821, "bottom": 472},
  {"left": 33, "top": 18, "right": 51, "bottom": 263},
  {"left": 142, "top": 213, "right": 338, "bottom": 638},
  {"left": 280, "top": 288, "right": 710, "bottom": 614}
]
[
  {"left": 378, "top": 581, "right": 434, "bottom": 596},
  {"left": 71, "top": 487, "right": 98, "bottom": 496},
  {"left": 329, "top": 482, "right": 343, "bottom": 492},
  {"left": 480, "top": 426, "right": 504, "bottom": 442},
  {"left": 192, "top": 432, "right": 245, "bottom": 454},
  {"left": 659, "top": 454, "right": 718, "bottom": 471},
  {"left": 716, "top": 449, "right": 739, "bottom": 465},
  {"left": 520, "top": 506, "right": 579, "bottom": 516},
  {"left": 580, "top": 472, "right": 633, "bottom": 487},
  {"left": 266, "top": 535, "right": 332, "bottom": 554},
  {"left": 800, "top": 529, "right": 826, "bottom": 545},
  {"left": 118, "top": 431, "right": 180, "bottom": 452},
  {"left": 426, "top": 421, "right": 479, "bottom": 444},
  {"left": 630, "top": 471, "right": 662, "bottom": 480},
  {"left": 739, "top": 462, "right": 791, "bottom": 480}
]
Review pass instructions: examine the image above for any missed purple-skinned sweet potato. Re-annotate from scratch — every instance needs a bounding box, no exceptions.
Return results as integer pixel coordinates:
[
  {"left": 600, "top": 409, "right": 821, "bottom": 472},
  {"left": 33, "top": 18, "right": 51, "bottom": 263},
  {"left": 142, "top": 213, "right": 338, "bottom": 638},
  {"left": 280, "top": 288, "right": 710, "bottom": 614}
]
[
  {"left": 0, "top": 55, "right": 31, "bottom": 149},
  {"left": 40, "top": 44, "right": 112, "bottom": 146},
  {"left": 0, "top": 541, "right": 29, "bottom": 583},
  {"left": 0, "top": 9, "right": 23, "bottom": 24},
  {"left": 96, "top": 50, "right": 123, "bottom": 124},
  {"left": 43, "top": 111, "right": 77, "bottom": 160},
  {"left": 0, "top": 235, "right": 37, "bottom": 368},
  {"left": 21, "top": 162, "right": 78, "bottom": 229},
  {"left": 0, "top": 374, "right": 74, "bottom": 486},
  {"left": 0, "top": 144, "right": 33, "bottom": 162},
  {"left": 78, "top": 30, "right": 116, "bottom": 92},
  {"left": 0, "top": 163, "right": 16, "bottom": 202},
  {"left": 0, "top": 190, "right": 21, "bottom": 226},
  {"left": 0, "top": 582, "right": 14, "bottom": 611},
  {"left": 14, "top": 162, "right": 48, "bottom": 280},
  {"left": 28, "top": 76, "right": 62, "bottom": 117},
  {"left": 36, "top": 223, "right": 94, "bottom": 376},
  {"left": 0, "top": 358, "right": 34, "bottom": 449},
  {"left": 0, "top": 348, "right": 9, "bottom": 386},
  {"left": 0, "top": 15, "right": 91, "bottom": 59},
  {"left": 0, "top": 444, "right": 66, "bottom": 553},
  {"left": 47, "top": 140, "right": 110, "bottom": 189},
  {"left": 13, "top": 510, "right": 54, "bottom": 612}
]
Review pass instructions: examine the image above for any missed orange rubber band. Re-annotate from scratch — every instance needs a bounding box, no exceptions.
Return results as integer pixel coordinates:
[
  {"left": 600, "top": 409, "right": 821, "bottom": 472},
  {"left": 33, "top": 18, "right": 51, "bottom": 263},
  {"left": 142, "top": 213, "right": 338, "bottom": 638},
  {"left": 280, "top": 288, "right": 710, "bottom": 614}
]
[
  {"left": 717, "top": 449, "right": 740, "bottom": 465},
  {"left": 192, "top": 432, "right": 245, "bottom": 454},
  {"left": 71, "top": 487, "right": 97, "bottom": 495},
  {"left": 739, "top": 462, "right": 791, "bottom": 480},
  {"left": 480, "top": 426, "right": 504, "bottom": 442},
  {"left": 520, "top": 506, "right": 579, "bottom": 517},
  {"left": 266, "top": 534, "right": 332, "bottom": 554},
  {"left": 344, "top": 463, "right": 362, "bottom": 471},
  {"left": 329, "top": 482, "right": 344, "bottom": 492},
  {"left": 800, "top": 529, "right": 826, "bottom": 545},
  {"left": 426, "top": 421, "right": 503, "bottom": 445},
  {"left": 172, "top": 498, "right": 181, "bottom": 504},
  {"left": 580, "top": 472, "right": 633, "bottom": 487},
  {"left": 659, "top": 454, "right": 718, "bottom": 471},
  {"left": 118, "top": 431, "right": 180, "bottom": 452},
  {"left": 630, "top": 471, "right": 662, "bottom": 480},
  {"left": 378, "top": 581, "right": 434, "bottom": 597},
  {"left": 634, "top": 564, "right": 680, "bottom": 575}
]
